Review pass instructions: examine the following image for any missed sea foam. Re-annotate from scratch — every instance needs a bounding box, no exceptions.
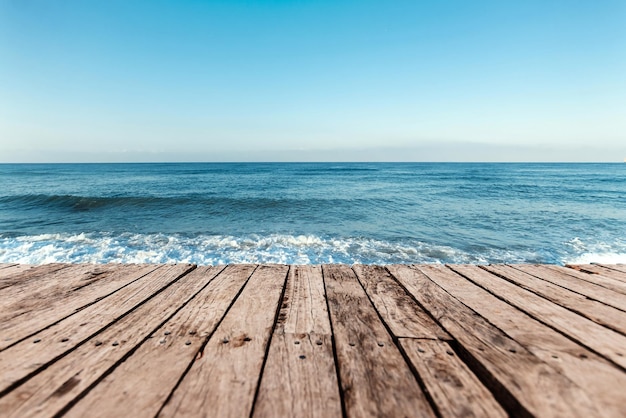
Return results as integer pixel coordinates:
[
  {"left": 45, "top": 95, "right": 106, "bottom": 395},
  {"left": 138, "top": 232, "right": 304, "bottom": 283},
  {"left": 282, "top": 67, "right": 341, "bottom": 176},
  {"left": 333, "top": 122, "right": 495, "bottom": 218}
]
[{"left": 2, "top": 232, "right": 616, "bottom": 265}]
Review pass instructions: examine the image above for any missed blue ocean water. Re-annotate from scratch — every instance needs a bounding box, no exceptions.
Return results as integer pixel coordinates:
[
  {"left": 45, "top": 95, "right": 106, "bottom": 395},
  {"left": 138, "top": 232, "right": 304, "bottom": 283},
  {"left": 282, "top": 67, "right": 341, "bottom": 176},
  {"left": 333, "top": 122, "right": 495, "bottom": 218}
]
[{"left": 0, "top": 163, "right": 625, "bottom": 265}]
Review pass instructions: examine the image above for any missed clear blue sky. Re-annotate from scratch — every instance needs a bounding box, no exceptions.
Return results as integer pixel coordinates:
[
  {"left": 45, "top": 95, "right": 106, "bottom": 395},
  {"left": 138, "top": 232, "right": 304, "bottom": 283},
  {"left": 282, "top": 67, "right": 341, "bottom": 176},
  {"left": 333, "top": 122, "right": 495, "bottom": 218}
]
[{"left": 1, "top": 0, "right": 625, "bottom": 162}]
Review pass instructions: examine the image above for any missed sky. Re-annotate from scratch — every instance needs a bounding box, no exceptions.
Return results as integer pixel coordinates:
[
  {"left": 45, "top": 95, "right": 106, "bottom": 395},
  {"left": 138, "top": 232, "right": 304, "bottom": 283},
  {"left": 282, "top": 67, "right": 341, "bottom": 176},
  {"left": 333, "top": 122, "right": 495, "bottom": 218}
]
[{"left": 1, "top": 0, "right": 625, "bottom": 162}]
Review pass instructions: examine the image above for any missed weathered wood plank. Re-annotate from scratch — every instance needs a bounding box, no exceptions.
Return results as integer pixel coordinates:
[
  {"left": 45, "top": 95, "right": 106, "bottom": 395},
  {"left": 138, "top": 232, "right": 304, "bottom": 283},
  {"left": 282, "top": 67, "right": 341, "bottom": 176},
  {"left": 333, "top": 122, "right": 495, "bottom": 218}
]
[
  {"left": 437, "top": 265, "right": 626, "bottom": 417},
  {"left": 597, "top": 264, "right": 626, "bottom": 276},
  {"left": 565, "top": 264, "right": 626, "bottom": 283},
  {"left": 501, "top": 264, "right": 626, "bottom": 335},
  {"left": 534, "top": 264, "right": 626, "bottom": 295},
  {"left": 532, "top": 265, "right": 626, "bottom": 311},
  {"left": 0, "top": 264, "right": 149, "bottom": 325},
  {"left": 323, "top": 264, "right": 436, "bottom": 418},
  {"left": 0, "top": 264, "right": 194, "bottom": 394},
  {"left": 0, "top": 263, "right": 18, "bottom": 270},
  {"left": 388, "top": 264, "right": 599, "bottom": 417},
  {"left": 399, "top": 339, "right": 507, "bottom": 418},
  {"left": 474, "top": 264, "right": 626, "bottom": 369},
  {"left": 0, "top": 264, "right": 68, "bottom": 290},
  {"left": 568, "top": 264, "right": 626, "bottom": 284},
  {"left": 0, "top": 266, "right": 225, "bottom": 418},
  {"left": 253, "top": 265, "right": 342, "bottom": 418},
  {"left": 353, "top": 265, "right": 500, "bottom": 417},
  {"left": 158, "top": 264, "right": 289, "bottom": 418},
  {"left": 61, "top": 265, "right": 255, "bottom": 418},
  {"left": 352, "top": 264, "right": 450, "bottom": 340},
  {"left": 0, "top": 264, "right": 158, "bottom": 351}
]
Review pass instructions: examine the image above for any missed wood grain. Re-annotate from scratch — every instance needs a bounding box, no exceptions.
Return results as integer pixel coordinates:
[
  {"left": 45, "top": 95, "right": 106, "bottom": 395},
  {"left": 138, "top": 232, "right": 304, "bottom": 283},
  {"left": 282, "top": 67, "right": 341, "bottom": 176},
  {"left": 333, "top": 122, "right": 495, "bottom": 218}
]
[
  {"left": 597, "top": 264, "right": 626, "bottom": 276},
  {"left": 495, "top": 264, "right": 626, "bottom": 335},
  {"left": 0, "top": 264, "right": 68, "bottom": 290},
  {"left": 0, "top": 264, "right": 193, "bottom": 393},
  {"left": 399, "top": 338, "right": 507, "bottom": 418},
  {"left": 530, "top": 264, "right": 626, "bottom": 295},
  {"left": 473, "top": 264, "right": 626, "bottom": 369},
  {"left": 438, "top": 264, "right": 626, "bottom": 418},
  {"left": 61, "top": 265, "right": 255, "bottom": 418},
  {"left": 323, "top": 264, "right": 436, "bottom": 418},
  {"left": 0, "top": 264, "right": 158, "bottom": 351},
  {"left": 0, "top": 264, "right": 150, "bottom": 325},
  {"left": 389, "top": 264, "right": 599, "bottom": 418},
  {"left": 0, "top": 266, "right": 224, "bottom": 418},
  {"left": 253, "top": 265, "right": 341, "bottom": 418},
  {"left": 352, "top": 264, "right": 450, "bottom": 340},
  {"left": 158, "top": 264, "right": 288, "bottom": 418},
  {"left": 528, "top": 265, "right": 626, "bottom": 311}
]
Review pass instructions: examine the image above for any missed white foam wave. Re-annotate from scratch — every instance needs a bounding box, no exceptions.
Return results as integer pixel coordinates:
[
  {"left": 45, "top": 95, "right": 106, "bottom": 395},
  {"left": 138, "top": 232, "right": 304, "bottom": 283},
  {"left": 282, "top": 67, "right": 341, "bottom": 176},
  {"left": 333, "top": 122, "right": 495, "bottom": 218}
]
[
  {"left": 0, "top": 232, "right": 500, "bottom": 265},
  {"left": 1, "top": 232, "right": 624, "bottom": 265},
  {"left": 562, "top": 237, "right": 626, "bottom": 265}
]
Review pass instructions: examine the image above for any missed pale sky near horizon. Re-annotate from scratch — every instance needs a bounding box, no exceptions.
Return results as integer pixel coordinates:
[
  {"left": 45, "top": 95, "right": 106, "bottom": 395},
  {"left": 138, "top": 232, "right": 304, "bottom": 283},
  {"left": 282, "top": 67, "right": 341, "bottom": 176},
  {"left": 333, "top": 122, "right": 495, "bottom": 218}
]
[{"left": 1, "top": 0, "right": 625, "bottom": 162}]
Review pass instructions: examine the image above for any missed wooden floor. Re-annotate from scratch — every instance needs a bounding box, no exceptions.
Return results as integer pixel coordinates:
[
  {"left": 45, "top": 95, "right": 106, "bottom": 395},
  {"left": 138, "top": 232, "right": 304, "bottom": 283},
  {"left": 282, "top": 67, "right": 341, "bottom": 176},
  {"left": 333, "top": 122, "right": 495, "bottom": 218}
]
[{"left": 1, "top": 263, "right": 625, "bottom": 417}]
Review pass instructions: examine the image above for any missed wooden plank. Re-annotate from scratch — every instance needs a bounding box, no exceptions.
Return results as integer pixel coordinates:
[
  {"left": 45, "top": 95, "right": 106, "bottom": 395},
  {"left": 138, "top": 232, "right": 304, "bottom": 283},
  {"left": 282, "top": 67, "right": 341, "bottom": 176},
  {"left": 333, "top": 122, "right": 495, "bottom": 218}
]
[
  {"left": 398, "top": 338, "right": 507, "bottom": 418},
  {"left": 157, "top": 264, "right": 289, "bottom": 418},
  {"left": 520, "top": 265, "right": 626, "bottom": 312},
  {"left": 0, "top": 265, "right": 225, "bottom": 418},
  {"left": 353, "top": 265, "right": 501, "bottom": 417},
  {"left": 0, "top": 264, "right": 158, "bottom": 350},
  {"left": 352, "top": 264, "right": 450, "bottom": 340},
  {"left": 323, "top": 264, "right": 436, "bottom": 418},
  {"left": 0, "top": 264, "right": 194, "bottom": 394},
  {"left": 461, "top": 265, "right": 626, "bottom": 369},
  {"left": 388, "top": 264, "right": 599, "bottom": 417},
  {"left": 597, "top": 264, "right": 626, "bottom": 275},
  {"left": 253, "top": 265, "right": 342, "bottom": 418},
  {"left": 0, "top": 263, "right": 18, "bottom": 270},
  {"left": 435, "top": 265, "right": 626, "bottom": 418},
  {"left": 61, "top": 265, "right": 255, "bottom": 418},
  {"left": 0, "top": 264, "right": 147, "bottom": 325},
  {"left": 0, "top": 264, "right": 68, "bottom": 290},
  {"left": 569, "top": 264, "right": 626, "bottom": 284},
  {"left": 0, "top": 264, "right": 111, "bottom": 300},
  {"left": 574, "top": 264, "right": 626, "bottom": 284},
  {"left": 502, "top": 264, "right": 626, "bottom": 335},
  {"left": 536, "top": 264, "right": 626, "bottom": 295}
]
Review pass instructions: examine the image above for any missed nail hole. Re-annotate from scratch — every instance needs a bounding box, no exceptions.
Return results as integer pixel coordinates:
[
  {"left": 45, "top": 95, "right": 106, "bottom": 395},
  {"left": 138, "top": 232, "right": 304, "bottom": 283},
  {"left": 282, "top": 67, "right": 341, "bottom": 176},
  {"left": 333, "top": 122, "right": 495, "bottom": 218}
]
[
  {"left": 189, "top": 330, "right": 196, "bottom": 335},
  {"left": 95, "top": 341, "right": 102, "bottom": 346},
  {"left": 294, "top": 341, "right": 300, "bottom": 345},
  {"left": 579, "top": 353, "right": 588, "bottom": 359},
  {"left": 222, "top": 338, "right": 229, "bottom": 344},
  {"left": 112, "top": 342, "right": 119, "bottom": 346},
  {"left": 164, "top": 331, "right": 171, "bottom": 336},
  {"left": 61, "top": 338, "right": 69, "bottom": 342},
  {"left": 185, "top": 341, "right": 191, "bottom": 346},
  {"left": 244, "top": 337, "right": 251, "bottom": 342},
  {"left": 33, "top": 339, "right": 41, "bottom": 344},
  {"left": 446, "top": 350, "right": 454, "bottom": 356},
  {"left": 349, "top": 342, "right": 355, "bottom": 346},
  {"left": 378, "top": 342, "right": 384, "bottom": 347},
  {"left": 417, "top": 348, "right": 425, "bottom": 353},
  {"left": 160, "top": 340, "right": 166, "bottom": 344},
  {"left": 509, "top": 348, "right": 517, "bottom": 353},
  {"left": 299, "top": 355, "right": 306, "bottom": 359},
  {"left": 316, "top": 340, "right": 322, "bottom": 345}
]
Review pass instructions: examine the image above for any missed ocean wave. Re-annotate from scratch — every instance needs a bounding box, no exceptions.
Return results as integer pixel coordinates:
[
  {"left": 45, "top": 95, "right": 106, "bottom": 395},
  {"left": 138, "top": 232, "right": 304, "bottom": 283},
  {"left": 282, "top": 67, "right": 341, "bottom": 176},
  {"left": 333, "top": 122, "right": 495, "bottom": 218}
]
[
  {"left": 0, "top": 232, "right": 533, "bottom": 265},
  {"left": 0, "top": 194, "right": 379, "bottom": 212}
]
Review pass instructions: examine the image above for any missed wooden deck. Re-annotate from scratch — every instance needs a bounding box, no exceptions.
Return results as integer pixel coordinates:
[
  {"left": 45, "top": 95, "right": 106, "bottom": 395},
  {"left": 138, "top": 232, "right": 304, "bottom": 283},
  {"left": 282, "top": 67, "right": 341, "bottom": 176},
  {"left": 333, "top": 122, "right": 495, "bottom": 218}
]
[{"left": 1, "top": 263, "right": 625, "bottom": 417}]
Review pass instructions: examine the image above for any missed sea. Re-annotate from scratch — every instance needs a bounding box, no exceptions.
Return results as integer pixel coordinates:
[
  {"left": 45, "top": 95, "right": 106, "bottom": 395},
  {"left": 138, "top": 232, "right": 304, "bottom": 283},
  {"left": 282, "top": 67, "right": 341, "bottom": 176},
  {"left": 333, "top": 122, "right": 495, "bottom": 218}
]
[{"left": 0, "top": 162, "right": 625, "bottom": 266}]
